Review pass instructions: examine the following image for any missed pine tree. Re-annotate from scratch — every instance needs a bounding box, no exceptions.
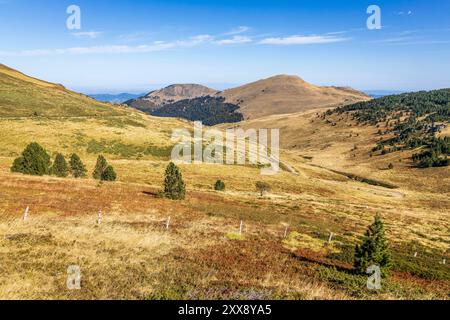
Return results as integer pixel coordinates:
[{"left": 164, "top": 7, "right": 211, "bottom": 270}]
[
  {"left": 11, "top": 142, "right": 51, "bottom": 176},
  {"left": 354, "top": 215, "right": 391, "bottom": 277},
  {"left": 101, "top": 165, "right": 117, "bottom": 181},
  {"left": 52, "top": 153, "right": 69, "bottom": 177},
  {"left": 69, "top": 154, "right": 87, "bottom": 178},
  {"left": 93, "top": 155, "right": 108, "bottom": 180},
  {"left": 214, "top": 180, "right": 225, "bottom": 191},
  {"left": 164, "top": 162, "right": 186, "bottom": 200}
]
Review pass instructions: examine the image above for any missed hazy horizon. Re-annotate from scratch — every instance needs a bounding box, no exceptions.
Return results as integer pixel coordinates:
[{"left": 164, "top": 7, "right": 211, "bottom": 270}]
[{"left": 78, "top": 83, "right": 414, "bottom": 96}]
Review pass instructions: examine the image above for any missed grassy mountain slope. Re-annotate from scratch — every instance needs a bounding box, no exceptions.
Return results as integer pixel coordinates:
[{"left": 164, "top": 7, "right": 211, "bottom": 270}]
[
  {"left": 220, "top": 89, "right": 449, "bottom": 194},
  {"left": 0, "top": 64, "right": 124, "bottom": 117},
  {"left": 221, "top": 75, "right": 370, "bottom": 119},
  {"left": 329, "top": 89, "right": 450, "bottom": 168}
]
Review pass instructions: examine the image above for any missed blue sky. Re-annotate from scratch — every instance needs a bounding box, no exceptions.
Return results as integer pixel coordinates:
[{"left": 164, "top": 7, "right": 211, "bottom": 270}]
[{"left": 0, "top": 0, "right": 449, "bottom": 93}]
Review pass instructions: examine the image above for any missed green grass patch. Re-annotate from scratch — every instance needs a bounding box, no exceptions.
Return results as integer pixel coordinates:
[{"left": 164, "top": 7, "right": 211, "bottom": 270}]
[
  {"left": 86, "top": 139, "right": 173, "bottom": 159},
  {"left": 226, "top": 232, "right": 245, "bottom": 241}
]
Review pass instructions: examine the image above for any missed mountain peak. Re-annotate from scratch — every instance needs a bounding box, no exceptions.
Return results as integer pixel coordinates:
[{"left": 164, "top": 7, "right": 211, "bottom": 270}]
[
  {"left": 266, "top": 74, "right": 306, "bottom": 82},
  {"left": 221, "top": 75, "right": 370, "bottom": 119},
  {"left": 126, "top": 83, "right": 218, "bottom": 113},
  {"left": 147, "top": 83, "right": 218, "bottom": 99}
]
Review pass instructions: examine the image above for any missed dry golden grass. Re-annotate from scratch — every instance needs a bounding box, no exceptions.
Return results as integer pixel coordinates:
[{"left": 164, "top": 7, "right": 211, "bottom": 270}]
[
  {"left": 0, "top": 156, "right": 448, "bottom": 300},
  {"left": 0, "top": 106, "right": 448, "bottom": 299},
  {"left": 0, "top": 64, "right": 59, "bottom": 89},
  {"left": 220, "top": 108, "right": 450, "bottom": 194}
]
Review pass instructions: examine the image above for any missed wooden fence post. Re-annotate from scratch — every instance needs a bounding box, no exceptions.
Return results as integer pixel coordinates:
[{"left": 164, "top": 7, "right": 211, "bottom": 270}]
[
  {"left": 97, "top": 210, "right": 102, "bottom": 226},
  {"left": 328, "top": 232, "right": 334, "bottom": 243},
  {"left": 23, "top": 206, "right": 29, "bottom": 222}
]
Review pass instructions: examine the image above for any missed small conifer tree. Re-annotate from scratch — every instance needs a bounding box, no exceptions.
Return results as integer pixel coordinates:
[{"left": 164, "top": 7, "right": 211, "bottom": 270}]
[
  {"left": 52, "top": 153, "right": 69, "bottom": 177},
  {"left": 69, "top": 154, "right": 87, "bottom": 178},
  {"left": 101, "top": 165, "right": 117, "bottom": 181},
  {"left": 354, "top": 215, "right": 391, "bottom": 277},
  {"left": 164, "top": 162, "right": 186, "bottom": 200}
]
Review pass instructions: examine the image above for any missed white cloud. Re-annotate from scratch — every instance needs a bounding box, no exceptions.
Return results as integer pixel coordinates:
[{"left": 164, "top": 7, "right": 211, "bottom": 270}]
[
  {"left": 370, "top": 36, "right": 416, "bottom": 44},
  {"left": 0, "top": 30, "right": 350, "bottom": 57},
  {"left": 325, "top": 31, "right": 348, "bottom": 35},
  {"left": 225, "top": 26, "right": 251, "bottom": 35},
  {"left": 216, "top": 36, "right": 252, "bottom": 45},
  {"left": 259, "top": 35, "right": 349, "bottom": 45},
  {"left": 72, "top": 31, "right": 103, "bottom": 39},
  {"left": 184, "top": 34, "right": 214, "bottom": 45},
  {"left": 0, "top": 34, "right": 214, "bottom": 57},
  {"left": 118, "top": 32, "right": 156, "bottom": 43}
]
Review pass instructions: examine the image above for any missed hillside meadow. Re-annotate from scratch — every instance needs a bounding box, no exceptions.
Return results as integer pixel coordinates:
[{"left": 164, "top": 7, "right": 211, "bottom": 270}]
[{"left": 0, "top": 111, "right": 448, "bottom": 300}]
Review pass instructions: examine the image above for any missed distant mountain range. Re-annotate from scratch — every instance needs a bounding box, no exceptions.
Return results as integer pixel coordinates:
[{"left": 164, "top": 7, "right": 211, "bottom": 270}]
[
  {"left": 364, "top": 90, "right": 406, "bottom": 98},
  {"left": 89, "top": 89, "right": 407, "bottom": 103},
  {"left": 89, "top": 93, "right": 145, "bottom": 104}
]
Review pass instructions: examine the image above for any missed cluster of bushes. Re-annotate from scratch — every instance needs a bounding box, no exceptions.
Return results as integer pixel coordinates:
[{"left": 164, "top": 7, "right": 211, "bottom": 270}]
[
  {"left": 92, "top": 155, "right": 117, "bottom": 181},
  {"left": 412, "top": 137, "right": 450, "bottom": 168},
  {"left": 11, "top": 142, "right": 116, "bottom": 181}
]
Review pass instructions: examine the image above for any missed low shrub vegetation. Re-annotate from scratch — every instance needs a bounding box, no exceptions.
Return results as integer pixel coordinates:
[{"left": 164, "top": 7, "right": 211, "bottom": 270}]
[{"left": 214, "top": 180, "right": 225, "bottom": 191}]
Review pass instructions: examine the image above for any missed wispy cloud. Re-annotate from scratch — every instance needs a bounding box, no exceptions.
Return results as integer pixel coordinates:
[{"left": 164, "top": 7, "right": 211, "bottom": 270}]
[
  {"left": 0, "top": 30, "right": 352, "bottom": 57},
  {"left": 72, "top": 31, "right": 103, "bottom": 39},
  {"left": 225, "top": 26, "right": 251, "bottom": 35},
  {"left": 117, "top": 32, "right": 157, "bottom": 43},
  {"left": 0, "top": 34, "right": 214, "bottom": 57},
  {"left": 370, "top": 36, "right": 417, "bottom": 44},
  {"left": 216, "top": 36, "right": 252, "bottom": 45},
  {"left": 325, "top": 31, "right": 348, "bottom": 35},
  {"left": 398, "top": 10, "right": 413, "bottom": 16},
  {"left": 259, "top": 34, "right": 349, "bottom": 45}
]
